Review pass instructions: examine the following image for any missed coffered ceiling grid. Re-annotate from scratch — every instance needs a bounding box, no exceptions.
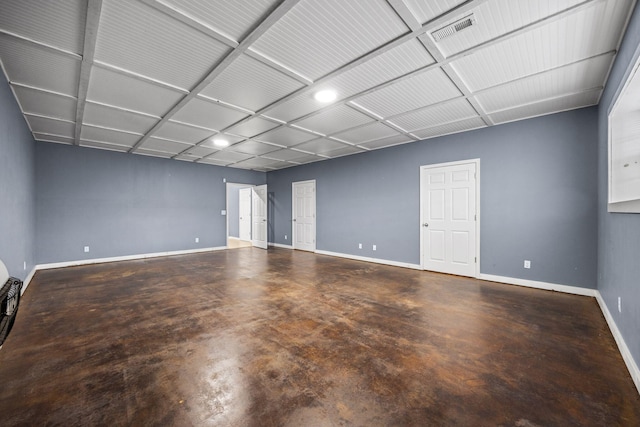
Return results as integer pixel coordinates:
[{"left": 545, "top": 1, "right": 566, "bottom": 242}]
[{"left": 0, "top": 0, "right": 635, "bottom": 171}]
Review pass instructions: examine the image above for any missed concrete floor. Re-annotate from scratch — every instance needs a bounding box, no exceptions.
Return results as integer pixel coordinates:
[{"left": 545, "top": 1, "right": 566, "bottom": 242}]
[{"left": 0, "top": 247, "right": 638, "bottom": 426}]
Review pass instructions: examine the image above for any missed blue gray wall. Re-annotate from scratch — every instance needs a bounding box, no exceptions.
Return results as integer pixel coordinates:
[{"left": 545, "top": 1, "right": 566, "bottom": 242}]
[
  {"left": 597, "top": 2, "right": 640, "bottom": 374},
  {"left": 36, "top": 143, "right": 265, "bottom": 264},
  {"left": 0, "top": 75, "right": 36, "bottom": 281},
  {"left": 268, "top": 107, "right": 599, "bottom": 289}
]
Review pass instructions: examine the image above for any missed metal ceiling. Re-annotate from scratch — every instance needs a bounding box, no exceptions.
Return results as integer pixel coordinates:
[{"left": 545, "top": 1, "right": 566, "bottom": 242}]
[{"left": 0, "top": 0, "right": 635, "bottom": 171}]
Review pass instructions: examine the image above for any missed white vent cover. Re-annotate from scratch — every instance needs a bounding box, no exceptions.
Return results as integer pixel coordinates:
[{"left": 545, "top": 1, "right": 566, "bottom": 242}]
[{"left": 431, "top": 14, "right": 476, "bottom": 42}]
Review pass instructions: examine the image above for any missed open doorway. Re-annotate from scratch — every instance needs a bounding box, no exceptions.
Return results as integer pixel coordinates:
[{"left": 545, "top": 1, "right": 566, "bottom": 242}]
[
  {"left": 226, "top": 183, "right": 254, "bottom": 249},
  {"left": 225, "top": 183, "right": 269, "bottom": 250}
]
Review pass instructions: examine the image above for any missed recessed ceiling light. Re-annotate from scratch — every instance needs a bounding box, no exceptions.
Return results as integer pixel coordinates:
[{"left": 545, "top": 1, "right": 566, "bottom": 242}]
[
  {"left": 213, "top": 138, "right": 229, "bottom": 147},
  {"left": 314, "top": 89, "right": 337, "bottom": 103}
]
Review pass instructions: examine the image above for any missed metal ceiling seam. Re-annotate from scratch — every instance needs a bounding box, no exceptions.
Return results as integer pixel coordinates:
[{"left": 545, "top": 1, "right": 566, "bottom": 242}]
[
  {"left": 73, "top": 0, "right": 103, "bottom": 145},
  {"left": 92, "top": 61, "right": 189, "bottom": 94},
  {"left": 137, "top": 0, "right": 239, "bottom": 48},
  {"left": 129, "top": 0, "right": 304, "bottom": 154},
  {"left": 245, "top": 49, "right": 314, "bottom": 85},
  {"left": 9, "top": 82, "right": 78, "bottom": 100},
  {"left": 0, "top": 30, "right": 82, "bottom": 59},
  {"left": 346, "top": 102, "right": 419, "bottom": 142},
  {"left": 486, "top": 86, "right": 604, "bottom": 116},
  {"left": 84, "top": 99, "right": 162, "bottom": 119}
]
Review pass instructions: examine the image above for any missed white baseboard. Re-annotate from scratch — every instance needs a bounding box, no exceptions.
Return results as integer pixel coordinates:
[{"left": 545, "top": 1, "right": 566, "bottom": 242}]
[
  {"left": 36, "top": 246, "right": 227, "bottom": 271},
  {"left": 314, "top": 249, "right": 422, "bottom": 270},
  {"left": 478, "top": 273, "right": 597, "bottom": 297},
  {"left": 595, "top": 291, "right": 640, "bottom": 395},
  {"left": 268, "top": 242, "right": 293, "bottom": 249},
  {"left": 20, "top": 267, "right": 37, "bottom": 295}
]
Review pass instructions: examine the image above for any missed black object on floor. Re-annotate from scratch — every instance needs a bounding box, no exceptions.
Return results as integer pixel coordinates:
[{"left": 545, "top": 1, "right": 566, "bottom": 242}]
[{"left": 0, "top": 277, "right": 22, "bottom": 347}]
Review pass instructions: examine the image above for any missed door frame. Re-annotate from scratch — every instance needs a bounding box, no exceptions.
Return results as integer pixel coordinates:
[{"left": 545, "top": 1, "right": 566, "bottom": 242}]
[
  {"left": 225, "top": 182, "right": 255, "bottom": 247},
  {"left": 292, "top": 179, "right": 316, "bottom": 252},
  {"left": 419, "top": 159, "right": 481, "bottom": 278}
]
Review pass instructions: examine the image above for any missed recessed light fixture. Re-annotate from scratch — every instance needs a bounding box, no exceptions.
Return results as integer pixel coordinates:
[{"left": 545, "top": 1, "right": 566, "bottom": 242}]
[
  {"left": 213, "top": 138, "right": 229, "bottom": 147},
  {"left": 314, "top": 89, "right": 337, "bottom": 103}
]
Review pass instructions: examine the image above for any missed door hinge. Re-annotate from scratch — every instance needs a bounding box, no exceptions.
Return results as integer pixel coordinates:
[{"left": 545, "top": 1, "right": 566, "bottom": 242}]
[
  {"left": 475, "top": 257, "right": 477, "bottom": 263},
  {"left": 474, "top": 214, "right": 477, "bottom": 221}
]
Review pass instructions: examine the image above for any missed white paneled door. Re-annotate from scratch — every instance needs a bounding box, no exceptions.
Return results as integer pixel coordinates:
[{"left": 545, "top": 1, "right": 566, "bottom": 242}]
[
  {"left": 292, "top": 180, "right": 316, "bottom": 251},
  {"left": 239, "top": 187, "right": 252, "bottom": 241},
  {"left": 251, "top": 185, "right": 268, "bottom": 250},
  {"left": 421, "top": 161, "right": 479, "bottom": 277}
]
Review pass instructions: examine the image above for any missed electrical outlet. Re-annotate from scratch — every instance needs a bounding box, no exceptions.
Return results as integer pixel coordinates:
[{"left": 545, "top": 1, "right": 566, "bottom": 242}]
[
  {"left": 524, "top": 260, "right": 531, "bottom": 269},
  {"left": 223, "top": 178, "right": 226, "bottom": 183},
  {"left": 285, "top": 235, "right": 287, "bottom": 240},
  {"left": 618, "top": 297, "right": 622, "bottom": 313},
  {"left": 84, "top": 246, "right": 90, "bottom": 253},
  {"left": 195, "top": 237, "right": 199, "bottom": 243},
  {"left": 23, "top": 261, "right": 26, "bottom": 271},
  {"left": 221, "top": 210, "right": 227, "bottom": 216},
  {"left": 358, "top": 243, "right": 362, "bottom": 249},
  {"left": 373, "top": 245, "right": 377, "bottom": 251}
]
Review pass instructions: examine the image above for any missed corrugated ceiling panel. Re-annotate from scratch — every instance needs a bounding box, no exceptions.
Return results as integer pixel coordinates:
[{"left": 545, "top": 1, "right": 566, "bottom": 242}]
[
  {"left": 33, "top": 133, "right": 75, "bottom": 145},
  {"left": 0, "top": 0, "right": 87, "bottom": 53},
  {"left": 96, "top": 0, "right": 229, "bottom": 89},
  {"left": 175, "top": 154, "right": 201, "bottom": 162},
  {"left": 287, "top": 153, "right": 323, "bottom": 164},
  {"left": 83, "top": 102, "right": 159, "bottom": 134},
  {"left": 294, "top": 105, "right": 375, "bottom": 136},
  {"left": 412, "top": 117, "right": 486, "bottom": 139},
  {"left": 232, "top": 157, "right": 280, "bottom": 169},
  {"left": 199, "top": 157, "right": 234, "bottom": 166},
  {"left": 358, "top": 134, "right": 413, "bottom": 150},
  {"left": 12, "top": 85, "right": 77, "bottom": 121},
  {"left": 139, "top": 137, "right": 193, "bottom": 154},
  {"left": 403, "top": 0, "right": 467, "bottom": 25},
  {"left": 226, "top": 117, "right": 280, "bottom": 137},
  {"left": 87, "top": 67, "right": 184, "bottom": 116},
  {"left": 135, "top": 148, "right": 175, "bottom": 158},
  {"left": 152, "top": 121, "right": 215, "bottom": 144},
  {"left": 353, "top": 68, "right": 462, "bottom": 118},
  {"left": 183, "top": 146, "right": 217, "bottom": 157},
  {"left": 0, "top": 37, "right": 80, "bottom": 96},
  {"left": 293, "top": 138, "right": 351, "bottom": 155},
  {"left": 200, "top": 54, "right": 304, "bottom": 111},
  {"left": 157, "top": 0, "right": 277, "bottom": 42},
  {"left": 251, "top": 0, "right": 408, "bottom": 80},
  {"left": 255, "top": 126, "right": 316, "bottom": 147},
  {"left": 332, "top": 122, "right": 401, "bottom": 144},
  {"left": 388, "top": 98, "right": 477, "bottom": 131},
  {"left": 434, "top": 0, "right": 584, "bottom": 57},
  {"left": 263, "top": 148, "right": 313, "bottom": 161},
  {"left": 451, "top": 0, "right": 632, "bottom": 91},
  {"left": 313, "top": 39, "right": 434, "bottom": 102},
  {"left": 476, "top": 53, "right": 613, "bottom": 113},
  {"left": 229, "top": 140, "right": 281, "bottom": 156},
  {"left": 324, "top": 145, "right": 366, "bottom": 158},
  {"left": 25, "top": 115, "right": 75, "bottom": 137},
  {"left": 262, "top": 94, "right": 323, "bottom": 123},
  {"left": 80, "top": 140, "right": 131, "bottom": 152},
  {"left": 208, "top": 150, "right": 254, "bottom": 163},
  {"left": 488, "top": 91, "right": 600, "bottom": 124},
  {"left": 172, "top": 98, "right": 248, "bottom": 130},
  {"left": 81, "top": 125, "right": 141, "bottom": 147}
]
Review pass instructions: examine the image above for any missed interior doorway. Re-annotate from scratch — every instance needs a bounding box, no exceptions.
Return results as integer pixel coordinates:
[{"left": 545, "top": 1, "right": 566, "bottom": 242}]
[
  {"left": 226, "top": 183, "right": 254, "bottom": 249},
  {"left": 420, "top": 160, "right": 480, "bottom": 278}
]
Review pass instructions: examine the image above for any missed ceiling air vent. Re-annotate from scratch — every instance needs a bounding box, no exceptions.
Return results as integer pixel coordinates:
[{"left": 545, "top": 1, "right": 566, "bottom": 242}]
[{"left": 431, "top": 14, "right": 476, "bottom": 42}]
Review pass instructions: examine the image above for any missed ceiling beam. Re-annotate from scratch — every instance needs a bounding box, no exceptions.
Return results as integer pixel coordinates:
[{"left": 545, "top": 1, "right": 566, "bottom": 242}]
[
  {"left": 0, "top": 30, "right": 81, "bottom": 60},
  {"left": 129, "top": 0, "right": 303, "bottom": 154},
  {"left": 73, "top": 0, "right": 103, "bottom": 145}
]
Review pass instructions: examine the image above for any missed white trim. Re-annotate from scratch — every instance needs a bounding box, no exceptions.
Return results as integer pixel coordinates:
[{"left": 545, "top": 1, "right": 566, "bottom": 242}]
[
  {"left": 292, "top": 179, "right": 316, "bottom": 252},
  {"left": 315, "top": 249, "right": 422, "bottom": 270},
  {"left": 595, "top": 291, "right": 640, "bottom": 395},
  {"left": 478, "top": 273, "right": 596, "bottom": 297},
  {"left": 269, "top": 242, "right": 293, "bottom": 249},
  {"left": 420, "top": 159, "right": 481, "bottom": 278},
  {"left": 20, "top": 267, "right": 37, "bottom": 295},
  {"left": 36, "top": 246, "right": 226, "bottom": 270}
]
